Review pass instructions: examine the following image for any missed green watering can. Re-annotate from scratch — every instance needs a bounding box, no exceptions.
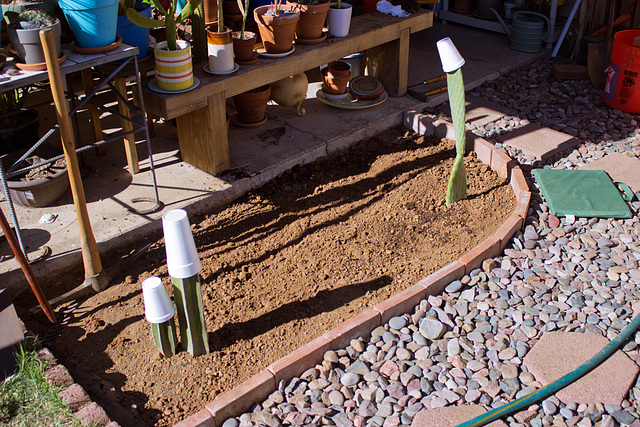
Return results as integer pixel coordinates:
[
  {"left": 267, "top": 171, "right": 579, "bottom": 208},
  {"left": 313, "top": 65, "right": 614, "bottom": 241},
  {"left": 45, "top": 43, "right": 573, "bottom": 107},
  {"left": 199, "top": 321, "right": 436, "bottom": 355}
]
[{"left": 491, "top": 8, "right": 550, "bottom": 53}]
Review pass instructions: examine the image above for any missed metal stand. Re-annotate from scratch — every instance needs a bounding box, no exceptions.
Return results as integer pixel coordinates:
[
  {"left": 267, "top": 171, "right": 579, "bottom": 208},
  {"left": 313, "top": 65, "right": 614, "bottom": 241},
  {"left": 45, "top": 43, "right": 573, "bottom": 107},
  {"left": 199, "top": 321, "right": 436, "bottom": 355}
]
[{"left": 0, "top": 44, "right": 162, "bottom": 263}]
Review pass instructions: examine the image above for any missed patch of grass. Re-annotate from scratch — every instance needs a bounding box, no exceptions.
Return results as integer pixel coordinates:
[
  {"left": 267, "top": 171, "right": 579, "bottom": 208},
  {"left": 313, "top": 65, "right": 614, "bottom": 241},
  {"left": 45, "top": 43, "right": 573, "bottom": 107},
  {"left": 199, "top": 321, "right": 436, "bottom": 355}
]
[{"left": 0, "top": 341, "right": 80, "bottom": 427}]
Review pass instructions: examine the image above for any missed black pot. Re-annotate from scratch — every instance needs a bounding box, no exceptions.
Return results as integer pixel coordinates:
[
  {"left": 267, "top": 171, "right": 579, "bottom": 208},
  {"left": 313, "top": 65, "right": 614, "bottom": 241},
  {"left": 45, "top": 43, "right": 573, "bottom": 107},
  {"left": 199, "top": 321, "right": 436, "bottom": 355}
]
[{"left": 0, "top": 108, "right": 39, "bottom": 155}]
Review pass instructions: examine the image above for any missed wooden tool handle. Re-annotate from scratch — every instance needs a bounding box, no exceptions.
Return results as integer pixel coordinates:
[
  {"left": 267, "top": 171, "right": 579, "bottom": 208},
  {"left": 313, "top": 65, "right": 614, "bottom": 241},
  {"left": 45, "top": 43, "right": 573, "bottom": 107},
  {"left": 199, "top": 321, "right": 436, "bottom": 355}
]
[
  {"left": 39, "top": 28, "right": 103, "bottom": 277},
  {"left": 0, "top": 208, "right": 55, "bottom": 323}
]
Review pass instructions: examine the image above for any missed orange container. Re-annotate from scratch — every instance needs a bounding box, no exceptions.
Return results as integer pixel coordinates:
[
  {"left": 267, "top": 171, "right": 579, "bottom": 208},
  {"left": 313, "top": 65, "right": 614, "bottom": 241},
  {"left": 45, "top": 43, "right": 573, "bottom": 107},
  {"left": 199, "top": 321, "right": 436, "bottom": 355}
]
[{"left": 603, "top": 30, "right": 640, "bottom": 113}]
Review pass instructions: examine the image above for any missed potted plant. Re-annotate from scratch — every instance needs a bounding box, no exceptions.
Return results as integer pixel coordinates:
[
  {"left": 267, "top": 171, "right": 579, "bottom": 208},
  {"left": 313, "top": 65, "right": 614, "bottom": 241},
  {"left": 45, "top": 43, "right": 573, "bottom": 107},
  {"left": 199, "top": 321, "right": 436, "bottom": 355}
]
[
  {"left": 6, "top": 8, "right": 61, "bottom": 65},
  {"left": 327, "top": 0, "right": 351, "bottom": 37},
  {"left": 253, "top": 0, "right": 299, "bottom": 54},
  {"left": 232, "top": 84, "right": 270, "bottom": 127},
  {"left": 231, "top": 0, "right": 257, "bottom": 63},
  {"left": 1, "top": 0, "right": 56, "bottom": 25},
  {"left": 125, "top": 0, "right": 203, "bottom": 91},
  {"left": 116, "top": 0, "right": 152, "bottom": 60},
  {"left": 206, "top": 0, "right": 235, "bottom": 73},
  {"left": 289, "top": 0, "right": 330, "bottom": 43}
]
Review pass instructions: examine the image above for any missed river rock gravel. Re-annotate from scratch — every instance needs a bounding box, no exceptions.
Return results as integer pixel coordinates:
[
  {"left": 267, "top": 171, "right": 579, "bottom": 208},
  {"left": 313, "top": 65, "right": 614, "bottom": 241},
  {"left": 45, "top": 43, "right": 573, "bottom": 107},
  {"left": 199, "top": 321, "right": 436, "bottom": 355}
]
[{"left": 223, "top": 58, "right": 640, "bottom": 427}]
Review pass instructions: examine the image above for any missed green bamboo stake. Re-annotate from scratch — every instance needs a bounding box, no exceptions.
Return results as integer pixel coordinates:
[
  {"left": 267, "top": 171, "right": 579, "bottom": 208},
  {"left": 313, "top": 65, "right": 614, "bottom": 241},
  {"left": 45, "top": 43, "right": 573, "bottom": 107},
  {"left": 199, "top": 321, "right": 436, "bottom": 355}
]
[
  {"left": 151, "top": 318, "right": 178, "bottom": 357},
  {"left": 445, "top": 68, "right": 467, "bottom": 206},
  {"left": 172, "top": 274, "right": 209, "bottom": 356}
]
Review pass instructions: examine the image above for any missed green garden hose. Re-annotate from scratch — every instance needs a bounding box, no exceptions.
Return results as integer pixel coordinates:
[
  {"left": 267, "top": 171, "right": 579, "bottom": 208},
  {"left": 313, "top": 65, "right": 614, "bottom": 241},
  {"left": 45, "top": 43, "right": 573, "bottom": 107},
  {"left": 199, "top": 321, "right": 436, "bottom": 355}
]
[{"left": 456, "top": 312, "right": 640, "bottom": 427}]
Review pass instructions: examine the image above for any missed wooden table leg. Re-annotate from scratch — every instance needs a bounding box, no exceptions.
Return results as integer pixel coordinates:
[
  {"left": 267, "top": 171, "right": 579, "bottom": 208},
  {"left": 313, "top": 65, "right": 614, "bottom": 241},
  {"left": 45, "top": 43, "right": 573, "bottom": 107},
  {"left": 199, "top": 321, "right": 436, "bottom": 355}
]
[
  {"left": 114, "top": 77, "right": 140, "bottom": 174},
  {"left": 365, "top": 27, "right": 411, "bottom": 97},
  {"left": 81, "top": 68, "right": 106, "bottom": 156},
  {"left": 175, "top": 91, "right": 230, "bottom": 176}
]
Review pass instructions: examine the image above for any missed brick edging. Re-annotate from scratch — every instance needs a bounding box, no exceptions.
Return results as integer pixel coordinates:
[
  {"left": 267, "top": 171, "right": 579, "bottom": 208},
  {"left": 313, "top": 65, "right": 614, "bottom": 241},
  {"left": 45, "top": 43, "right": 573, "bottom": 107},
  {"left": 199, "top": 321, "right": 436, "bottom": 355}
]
[
  {"left": 173, "top": 111, "right": 532, "bottom": 427},
  {"left": 35, "top": 347, "right": 120, "bottom": 427}
]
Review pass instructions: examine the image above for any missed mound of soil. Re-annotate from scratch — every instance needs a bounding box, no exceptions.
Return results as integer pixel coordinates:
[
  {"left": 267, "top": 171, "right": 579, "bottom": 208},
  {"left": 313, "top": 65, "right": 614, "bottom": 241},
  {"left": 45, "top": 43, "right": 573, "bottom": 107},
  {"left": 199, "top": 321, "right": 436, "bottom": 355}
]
[{"left": 26, "top": 126, "right": 516, "bottom": 426}]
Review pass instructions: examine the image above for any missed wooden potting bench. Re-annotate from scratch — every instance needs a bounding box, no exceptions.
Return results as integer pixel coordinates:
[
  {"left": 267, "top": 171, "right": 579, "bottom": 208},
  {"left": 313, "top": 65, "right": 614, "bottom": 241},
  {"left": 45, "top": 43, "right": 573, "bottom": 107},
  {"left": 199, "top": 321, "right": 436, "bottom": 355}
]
[{"left": 143, "top": 9, "right": 433, "bottom": 175}]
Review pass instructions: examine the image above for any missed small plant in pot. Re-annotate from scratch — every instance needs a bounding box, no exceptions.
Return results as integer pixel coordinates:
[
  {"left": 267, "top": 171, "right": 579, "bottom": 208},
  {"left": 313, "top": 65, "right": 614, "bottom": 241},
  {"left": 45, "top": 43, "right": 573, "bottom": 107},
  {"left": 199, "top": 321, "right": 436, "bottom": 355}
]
[
  {"left": 231, "top": 0, "right": 257, "bottom": 64},
  {"left": 232, "top": 84, "right": 270, "bottom": 127},
  {"left": 125, "top": 0, "right": 203, "bottom": 91},
  {"left": 253, "top": 0, "right": 300, "bottom": 54},
  {"left": 117, "top": 0, "right": 152, "bottom": 60},
  {"left": 206, "top": 0, "right": 235, "bottom": 73},
  {"left": 6, "top": 8, "right": 61, "bottom": 65},
  {"left": 1, "top": 0, "right": 57, "bottom": 25},
  {"left": 327, "top": 0, "right": 351, "bottom": 37}
]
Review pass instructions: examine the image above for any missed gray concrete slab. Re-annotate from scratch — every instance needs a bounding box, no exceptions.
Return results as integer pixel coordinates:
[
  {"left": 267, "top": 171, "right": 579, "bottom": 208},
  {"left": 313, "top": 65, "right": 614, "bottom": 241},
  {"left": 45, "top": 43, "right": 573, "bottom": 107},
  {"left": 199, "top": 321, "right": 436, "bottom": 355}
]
[{"left": 0, "top": 19, "right": 545, "bottom": 299}]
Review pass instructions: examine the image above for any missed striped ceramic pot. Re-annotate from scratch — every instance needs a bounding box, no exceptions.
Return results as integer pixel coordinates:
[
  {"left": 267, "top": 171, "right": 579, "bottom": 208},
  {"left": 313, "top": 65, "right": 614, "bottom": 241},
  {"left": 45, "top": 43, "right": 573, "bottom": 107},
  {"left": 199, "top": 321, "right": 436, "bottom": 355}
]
[{"left": 154, "top": 39, "right": 194, "bottom": 92}]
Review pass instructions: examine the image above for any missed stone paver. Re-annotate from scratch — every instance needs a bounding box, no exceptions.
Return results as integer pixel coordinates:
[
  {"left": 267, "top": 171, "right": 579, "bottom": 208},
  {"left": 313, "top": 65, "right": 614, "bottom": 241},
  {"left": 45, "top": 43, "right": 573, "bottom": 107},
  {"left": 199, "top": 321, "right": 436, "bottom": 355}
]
[
  {"left": 411, "top": 405, "right": 507, "bottom": 427},
  {"left": 464, "top": 97, "right": 516, "bottom": 129},
  {"left": 523, "top": 331, "right": 639, "bottom": 405},
  {"left": 496, "top": 123, "right": 581, "bottom": 160},
  {"left": 579, "top": 152, "right": 640, "bottom": 193}
]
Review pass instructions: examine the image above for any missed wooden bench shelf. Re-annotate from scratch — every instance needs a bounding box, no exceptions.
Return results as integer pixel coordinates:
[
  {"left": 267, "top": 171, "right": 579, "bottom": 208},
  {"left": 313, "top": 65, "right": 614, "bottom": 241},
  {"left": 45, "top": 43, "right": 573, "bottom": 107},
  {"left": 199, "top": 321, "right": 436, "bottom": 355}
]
[{"left": 143, "top": 9, "right": 433, "bottom": 175}]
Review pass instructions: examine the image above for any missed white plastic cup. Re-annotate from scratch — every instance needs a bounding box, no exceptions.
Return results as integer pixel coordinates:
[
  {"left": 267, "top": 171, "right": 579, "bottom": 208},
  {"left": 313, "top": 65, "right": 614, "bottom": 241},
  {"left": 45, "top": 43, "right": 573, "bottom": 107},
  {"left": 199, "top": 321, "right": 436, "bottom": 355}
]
[
  {"left": 162, "top": 209, "right": 202, "bottom": 279},
  {"left": 436, "top": 37, "right": 465, "bottom": 73},
  {"left": 142, "top": 276, "right": 175, "bottom": 323}
]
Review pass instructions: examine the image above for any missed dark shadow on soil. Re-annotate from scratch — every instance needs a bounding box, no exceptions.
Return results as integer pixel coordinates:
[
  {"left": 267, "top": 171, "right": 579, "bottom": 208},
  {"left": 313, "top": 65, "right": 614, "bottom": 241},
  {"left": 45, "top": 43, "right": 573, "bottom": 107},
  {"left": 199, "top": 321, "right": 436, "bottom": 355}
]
[{"left": 209, "top": 275, "right": 392, "bottom": 350}]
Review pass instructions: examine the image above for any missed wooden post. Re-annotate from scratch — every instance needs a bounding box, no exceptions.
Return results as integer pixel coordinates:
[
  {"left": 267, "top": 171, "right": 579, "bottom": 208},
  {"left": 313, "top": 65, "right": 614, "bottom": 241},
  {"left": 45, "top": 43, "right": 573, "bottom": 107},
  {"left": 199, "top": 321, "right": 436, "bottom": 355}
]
[{"left": 40, "top": 28, "right": 103, "bottom": 278}]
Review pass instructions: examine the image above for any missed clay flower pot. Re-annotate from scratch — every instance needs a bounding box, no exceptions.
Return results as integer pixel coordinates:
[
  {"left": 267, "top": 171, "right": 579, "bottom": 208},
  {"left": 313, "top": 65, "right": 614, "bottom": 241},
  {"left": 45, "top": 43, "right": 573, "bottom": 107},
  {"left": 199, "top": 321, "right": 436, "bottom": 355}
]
[
  {"left": 289, "top": 0, "right": 330, "bottom": 41},
  {"left": 233, "top": 84, "right": 271, "bottom": 125},
  {"left": 254, "top": 5, "right": 300, "bottom": 54},
  {"left": 321, "top": 67, "right": 349, "bottom": 95},
  {"left": 232, "top": 30, "right": 257, "bottom": 62},
  {"left": 327, "top": 60, "right": 351, "bottom": 78}
]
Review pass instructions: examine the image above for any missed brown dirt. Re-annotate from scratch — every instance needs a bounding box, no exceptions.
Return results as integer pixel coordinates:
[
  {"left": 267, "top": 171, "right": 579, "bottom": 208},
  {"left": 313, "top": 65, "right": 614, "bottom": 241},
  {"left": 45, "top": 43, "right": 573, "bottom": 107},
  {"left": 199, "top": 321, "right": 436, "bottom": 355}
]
[{"left": 24, "top": 126, "right": 515, "bottom": 426}]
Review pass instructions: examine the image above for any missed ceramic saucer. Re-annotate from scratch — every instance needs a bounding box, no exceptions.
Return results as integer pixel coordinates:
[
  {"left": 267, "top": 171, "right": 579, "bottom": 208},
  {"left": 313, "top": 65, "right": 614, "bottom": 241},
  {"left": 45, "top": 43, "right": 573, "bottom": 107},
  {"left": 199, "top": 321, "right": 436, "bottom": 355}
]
[
  {"left": 203, "top": 63, "right": 240, "bottom": 75},
  {"left": 235, "top": 51, "right": 260, "bottom": 65},
  {"left": 256, "top": 45, "right": 295, "bottom": 58},
  {"left": 71, "top": 36, "right": 122, "bottom": 54},
  {"left": 294, "top": 33, "right": 327, "bottom": 45},
  {"left": 148, "top": 77, "right": 200, "bottom": 94},
  {"left": 231, "top": 113, "right": 268, "bottom": 128},
  {"left": 15, "top": 52, "right": 66, "bottom": 71}
]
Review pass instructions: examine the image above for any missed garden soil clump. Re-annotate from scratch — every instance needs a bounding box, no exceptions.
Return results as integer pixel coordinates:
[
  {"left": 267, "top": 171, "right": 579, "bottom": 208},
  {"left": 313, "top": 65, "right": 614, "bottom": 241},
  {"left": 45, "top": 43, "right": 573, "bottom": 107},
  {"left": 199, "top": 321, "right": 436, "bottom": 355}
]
[{"left": 25, "top": 126, "right": 516, "bottom": 426}]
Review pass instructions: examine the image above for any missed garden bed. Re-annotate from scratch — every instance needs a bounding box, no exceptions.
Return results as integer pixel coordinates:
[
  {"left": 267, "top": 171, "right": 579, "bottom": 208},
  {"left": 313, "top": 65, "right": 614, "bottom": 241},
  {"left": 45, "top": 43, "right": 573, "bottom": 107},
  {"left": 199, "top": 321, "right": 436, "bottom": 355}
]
[{"left": 25, "top": 126, "right": 516, "bottom": 426}]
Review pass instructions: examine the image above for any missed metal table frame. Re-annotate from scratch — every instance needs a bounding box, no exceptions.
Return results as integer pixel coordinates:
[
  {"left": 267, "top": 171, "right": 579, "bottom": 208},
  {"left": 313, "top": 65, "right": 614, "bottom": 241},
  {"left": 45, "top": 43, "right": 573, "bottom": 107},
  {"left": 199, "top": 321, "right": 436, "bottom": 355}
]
[{"left": 0, "top": 43, "right": 161, "bottom": 260}]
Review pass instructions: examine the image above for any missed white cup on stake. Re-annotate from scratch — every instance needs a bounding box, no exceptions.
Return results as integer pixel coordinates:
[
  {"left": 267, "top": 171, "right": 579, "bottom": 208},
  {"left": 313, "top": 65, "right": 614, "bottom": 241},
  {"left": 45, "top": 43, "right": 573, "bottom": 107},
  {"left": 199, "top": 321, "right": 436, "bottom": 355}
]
[
  {"left": 436, "top": 37, "right": 465, "bottom": 73},
  {"left": 141, "top": 277, "right": 175, "bottom": 324},
  {"left": 162, "top": 209, "right": 201, "bottom": 279}
]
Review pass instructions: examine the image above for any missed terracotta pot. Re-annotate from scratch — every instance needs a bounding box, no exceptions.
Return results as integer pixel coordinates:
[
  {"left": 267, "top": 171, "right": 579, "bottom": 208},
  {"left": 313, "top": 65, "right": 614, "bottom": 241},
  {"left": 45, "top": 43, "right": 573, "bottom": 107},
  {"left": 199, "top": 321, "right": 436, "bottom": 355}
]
[
  {"left": 327, "top": 60, "right": 351, "bottom": 78},
  {"left": 202, "top": 0, "right": 219, "bottom": 24},
  {"left": 453, "top": 0, "right": 472, "bottom": 11},
  {"left": 232, "top": 30, "right": 257, "bottom": 60},
  {"left": 254, "top": 5, "right": 300, "bottom": 54},
  {"left": 207, "top": 26, "right": 235, "bottom": 73},
  {"left": 233, "top": 84, "right": 271, "bottom": 124},
  {"left": 289, "top": 0, "right": 330, "bottom": 41},
  {"left": 321, "top": 67, "right": 349, "bottom": 95},
  {"left": 223, "top": 0, "right": 243, "bottom": 21}
]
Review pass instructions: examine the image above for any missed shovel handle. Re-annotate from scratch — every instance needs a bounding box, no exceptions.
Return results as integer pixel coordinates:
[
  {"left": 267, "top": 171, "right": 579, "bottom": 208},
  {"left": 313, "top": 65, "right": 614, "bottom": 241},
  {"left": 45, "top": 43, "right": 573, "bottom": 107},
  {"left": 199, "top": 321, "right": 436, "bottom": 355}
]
[{"left": 39, "top": 28, "right": 102, "bottom": 277}]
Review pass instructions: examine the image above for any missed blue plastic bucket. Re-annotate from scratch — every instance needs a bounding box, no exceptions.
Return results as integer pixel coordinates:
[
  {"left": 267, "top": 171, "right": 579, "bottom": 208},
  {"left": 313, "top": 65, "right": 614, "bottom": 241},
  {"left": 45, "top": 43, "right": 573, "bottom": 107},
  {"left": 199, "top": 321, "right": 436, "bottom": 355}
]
[
  {"left": 117, "top": 2, "right": 151, "bottom": 59},
  {"left": 59, "top": 0, "right": 119, "bottom": 48}
]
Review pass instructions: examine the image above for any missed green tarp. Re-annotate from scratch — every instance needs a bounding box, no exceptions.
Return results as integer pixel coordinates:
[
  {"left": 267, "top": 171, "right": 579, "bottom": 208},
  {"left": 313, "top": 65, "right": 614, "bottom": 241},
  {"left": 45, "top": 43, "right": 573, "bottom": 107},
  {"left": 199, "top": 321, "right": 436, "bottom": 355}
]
[{"left": 531, "top": 169, "right": 632, "bottom": 219}]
